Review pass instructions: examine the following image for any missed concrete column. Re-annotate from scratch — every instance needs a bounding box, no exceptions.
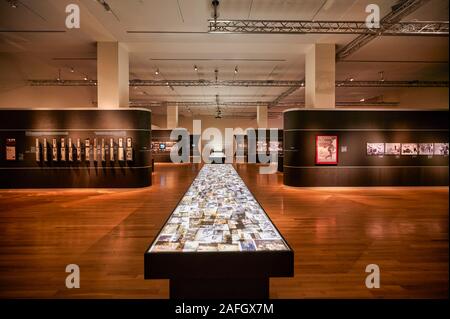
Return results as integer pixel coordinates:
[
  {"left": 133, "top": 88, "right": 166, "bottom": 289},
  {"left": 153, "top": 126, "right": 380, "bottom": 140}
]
[
  {"left": 305, "top": 43, "right": 335, "bottom": 108},
  {"left": 97, "top": 42, "right": 129, "bottom": 108},
  {"left": 167, "top": 104, "right": 178, "bottom": 129},
  {"left": 257, "top": 105, "right": 268, "bottom": 128}
]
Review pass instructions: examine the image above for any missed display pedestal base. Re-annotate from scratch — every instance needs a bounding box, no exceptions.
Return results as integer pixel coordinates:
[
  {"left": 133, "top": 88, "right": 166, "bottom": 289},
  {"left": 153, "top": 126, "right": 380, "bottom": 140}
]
[{"left": 170, "top": 277, "right": 269, "bottom": 299}]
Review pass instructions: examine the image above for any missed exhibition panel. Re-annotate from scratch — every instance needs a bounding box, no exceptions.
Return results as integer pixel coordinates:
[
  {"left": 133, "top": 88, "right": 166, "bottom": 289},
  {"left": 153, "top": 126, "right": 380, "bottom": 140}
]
[
  {"left": 283, "top": 109, "right": 449, "bottom": 187},
  {"left": 145, "top": 164, "right": 293, "bottom": 298},
  {"left": 0, "top": 109, "right": 152, "bottom": 188}
]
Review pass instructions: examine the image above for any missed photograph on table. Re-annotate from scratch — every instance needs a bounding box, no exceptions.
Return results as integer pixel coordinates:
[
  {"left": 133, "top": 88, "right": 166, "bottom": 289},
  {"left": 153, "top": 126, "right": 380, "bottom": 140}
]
[
  {"left": 434, "top": 143, "right": 449, "bottom": 155},
  {"left": 418, "top": 143, "right": 434, "bottom": 155},
  {"left": 367, "top": 143, "right": 385, "bottom": 156},
  {"left": 401, "top": 143, "right": 418, "bottom": 155},
  {"left": 315, "top": 135, "right": 338, "bottom": 164},
  {"left": 148, "top": 164, "right": 290, "bottom": 253},
  {"left": 385, "top": 143, "right": 401, "bottom": 155}
]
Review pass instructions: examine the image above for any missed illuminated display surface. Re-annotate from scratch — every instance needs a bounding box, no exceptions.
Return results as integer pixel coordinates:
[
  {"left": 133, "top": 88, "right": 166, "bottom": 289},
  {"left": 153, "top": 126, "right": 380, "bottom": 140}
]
[{"left": 149, "top": 164, "right": 289, "bottom": 252}]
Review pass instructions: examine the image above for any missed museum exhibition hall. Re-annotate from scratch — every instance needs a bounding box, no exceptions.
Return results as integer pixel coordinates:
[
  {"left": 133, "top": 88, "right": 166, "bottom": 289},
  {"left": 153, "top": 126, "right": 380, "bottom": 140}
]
[{"left": 0, "top": 0, "right": 448, "bottom": 303}]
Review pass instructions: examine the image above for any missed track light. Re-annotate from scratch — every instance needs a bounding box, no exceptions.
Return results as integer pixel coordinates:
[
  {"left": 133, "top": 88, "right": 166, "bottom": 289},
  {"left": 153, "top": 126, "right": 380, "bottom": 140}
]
[
  {"left": 7, "top": 0, "right": 18, "bottom": 8},
  {"left": 83, "top": 76, "right": 88, "bottom": 81},
  {"left": 234, "top": 66, "right": 238, "bottom": 74},
  {"left": 379, "top": 71, "right": 385, "bottom": 82},
  {"left": 349, "top": 77, "right": 354, "bottom": 82},
  {"left": 155, "top": 68, "right": 159, "bottom": 75},
  {"left": 360, "top": 98, "right": 365, "bottom": 102},
  {"left": 194, "top": 65, "right": 198, "bottom": 71},
  {"left": 70, "top": 67, "right": 75, "bottom": 73}
]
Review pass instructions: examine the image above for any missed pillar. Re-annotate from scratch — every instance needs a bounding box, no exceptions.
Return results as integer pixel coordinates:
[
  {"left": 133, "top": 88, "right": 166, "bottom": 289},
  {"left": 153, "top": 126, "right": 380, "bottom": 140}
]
[
  {"left": 305, "top": 43, "right": 335, "bottom": 108},
  {"left": 257, "top": 105, "right": 268, "bottom": 128},
  {"left": 97, "top": 42, "right": 129, "bottom": 108},
  {"left": 167, "top": 104, "right": 178, "bottom": 129}
]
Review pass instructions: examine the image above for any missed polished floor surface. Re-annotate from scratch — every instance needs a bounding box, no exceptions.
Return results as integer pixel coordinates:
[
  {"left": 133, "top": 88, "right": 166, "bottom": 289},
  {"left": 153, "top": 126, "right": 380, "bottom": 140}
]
[{"left": 0, "top": 163, "right": 448, "bottom": 298}]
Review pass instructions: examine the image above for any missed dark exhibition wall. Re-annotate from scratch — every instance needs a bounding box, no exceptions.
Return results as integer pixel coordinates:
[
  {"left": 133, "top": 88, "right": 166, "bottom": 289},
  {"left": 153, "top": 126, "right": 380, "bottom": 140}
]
[
  {"left": 283, "top": 109, "right": 449, "bottom": 187},
  {"left": 0, "top": 109, "right": 152, "bottom": 188}
]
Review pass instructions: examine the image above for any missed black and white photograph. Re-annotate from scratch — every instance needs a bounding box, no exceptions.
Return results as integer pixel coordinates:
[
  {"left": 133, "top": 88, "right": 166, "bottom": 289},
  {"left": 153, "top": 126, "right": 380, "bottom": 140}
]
[
  {"left": 367, "top": 143, "right": 385, "bottom": 156},
  {"left": 419, "top": 143, "right": 434, "bottom": 155},
  {"left": 434, "top": 143, "right": 449, "bottom": 155},
  {"left": 385, "top": 143, "right": 401, "bottom": 155},
  {"left": 401, "top": 143, "right": 419, "bottom": 155}
]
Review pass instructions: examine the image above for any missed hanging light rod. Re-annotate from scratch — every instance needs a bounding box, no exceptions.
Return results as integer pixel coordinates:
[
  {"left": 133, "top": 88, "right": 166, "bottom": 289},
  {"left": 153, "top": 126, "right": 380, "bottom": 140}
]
[{"left": 207, "top": 19, "right": 448, "bottom": 36}]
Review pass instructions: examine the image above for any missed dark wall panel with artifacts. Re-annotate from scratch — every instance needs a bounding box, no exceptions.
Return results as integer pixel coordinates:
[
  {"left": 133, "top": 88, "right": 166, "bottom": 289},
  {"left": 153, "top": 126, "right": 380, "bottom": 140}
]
[
  {"left": 0, "top": 109, "right": 152, "bottom": 188},
  {"left": 283, "top": 109, "right": 449, "bottom": 187}
]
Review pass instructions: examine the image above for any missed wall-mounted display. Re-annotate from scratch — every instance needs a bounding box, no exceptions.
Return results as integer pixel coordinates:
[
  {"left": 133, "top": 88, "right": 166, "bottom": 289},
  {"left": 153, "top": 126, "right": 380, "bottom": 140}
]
[
  {"left": 367, "top": 143, "right": 384, "bottom": 156},
  {"left": 101, "top": 138, "right": 106, "bottom": 161},
  {"left": 6, "top": 138, "right": 16, "bottom": 161},
  {"left": 126, "top": 137, "right": 133, "bottom": 161},
  {"left": 76, "top": 138, "right": 81, "bottom": 161},
  {"left": 149, "top": 164, "right": 290, "bottom": 253},
  {"left": 35, "top": 138, "right": 40, "bottom": 162},
  {"left": 118, "top": 138, "right": 124, "bottom": 161},
  {"left": 315, "top": 135, "right": 338, "bottom": 165},
  {"left": 418, "top": 143, "right": 434, "bottom": 155},
  {"left": 385, "top": 143, "right": 401, "bottom": 155},
  {"left": 434, "top": 143, "right": 449, "bottom": 156},
  {"left": 68, "top": 138, "right": 73, "bottom": 162},
  {"left": 52, "top": 138, "right": 58, "bottom": 161},
  {"left": 401, "top": 143, "right": 418, "bottom": 155},
  {"left": 109, "top": 138, "right": 114, "bottom": 161},
  {"left": 43, "top": 138, "right": 48, "bottom": 162},
  {"left": 61, "top": 138, "right": 66, "bottom": 161},
  {"left": 93, "top": 138, "right": 97, "bottom": 162}
]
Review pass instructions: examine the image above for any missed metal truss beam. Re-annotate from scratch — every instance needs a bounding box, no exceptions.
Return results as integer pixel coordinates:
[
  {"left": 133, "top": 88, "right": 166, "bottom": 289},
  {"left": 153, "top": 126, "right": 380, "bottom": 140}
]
[
  {"left": 28, "top": 79, "right": 448, "bottom": 88},
  {"left": 129, "top": 100, "right": 400, "bottom": 108},
  {"left": 336, "top": 0, "right": 432, "bottom": 60},
  {"left": 208, "top": 19, "right": 448, "bottom": 36}
]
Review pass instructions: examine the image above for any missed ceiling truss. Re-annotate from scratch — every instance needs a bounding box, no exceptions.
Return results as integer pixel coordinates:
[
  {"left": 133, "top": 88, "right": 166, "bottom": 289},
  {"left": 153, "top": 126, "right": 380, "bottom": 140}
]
[
  {"left": 208, "top": 19, "right": 448, "bottom": 36},
  {"left": 28, "top": 79, "right": 449, "bottom": 88}
]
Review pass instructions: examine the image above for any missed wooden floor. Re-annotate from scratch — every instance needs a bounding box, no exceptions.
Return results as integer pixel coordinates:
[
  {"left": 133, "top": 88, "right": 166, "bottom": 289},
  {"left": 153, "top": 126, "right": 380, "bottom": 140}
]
[{"left": 0, "top": 163, "right": 447, "bottom": 298}]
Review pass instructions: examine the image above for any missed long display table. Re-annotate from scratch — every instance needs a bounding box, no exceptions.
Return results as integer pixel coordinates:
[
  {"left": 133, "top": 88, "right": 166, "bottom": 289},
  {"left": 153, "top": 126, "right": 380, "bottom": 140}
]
[{"left": 144, "top": 164, "right": 294, "bottom": 299}]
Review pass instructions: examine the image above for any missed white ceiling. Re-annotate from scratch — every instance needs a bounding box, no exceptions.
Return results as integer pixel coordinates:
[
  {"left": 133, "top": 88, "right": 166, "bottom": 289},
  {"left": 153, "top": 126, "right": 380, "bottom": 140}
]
[{"left": 0, "top": 0, "right": 448, "bottom": 117}]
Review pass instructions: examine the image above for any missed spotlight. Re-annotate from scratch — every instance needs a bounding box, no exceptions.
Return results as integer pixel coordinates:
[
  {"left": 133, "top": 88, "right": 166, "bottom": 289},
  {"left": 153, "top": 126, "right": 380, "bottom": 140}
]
[
  {"left": 360, "top": 98, "right": 365, "bottom": 102},
  {"left": 349, "top": 78, "right": 354, "bottom": 82},
  {"left": 83, "top": 75, "right": 88, "bottom": 81},
  {"left": 70, "top": 67, "right": 75, "bottom": 73},
  {"left": 234, "top": 66, "right": 238, "bottom": 74},
  {"left": 155, "top": 68, "right": 160, "bottom": 75},
  {"left": 7, "top": 0, "right": 18, "bottom": 8},
  {"left": 194, "top": 65, "right": 198, "bottom": 71}
]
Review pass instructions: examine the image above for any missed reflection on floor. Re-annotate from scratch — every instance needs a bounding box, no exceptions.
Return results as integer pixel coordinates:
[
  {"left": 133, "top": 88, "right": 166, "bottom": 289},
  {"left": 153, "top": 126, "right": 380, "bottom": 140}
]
[{"left": 0, "top": 163, "right": 447, "bottom": 298}]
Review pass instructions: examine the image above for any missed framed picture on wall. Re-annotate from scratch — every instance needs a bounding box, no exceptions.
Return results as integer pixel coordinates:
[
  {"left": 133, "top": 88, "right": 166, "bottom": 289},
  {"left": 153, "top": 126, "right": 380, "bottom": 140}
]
[
  {"left": 315, "top": 135, "right": 338, "bottom": 165},
  {"left": 385, "top": 143, "right": 401, "bottom": 155},
  {"left": 366, "top": 143, "right": 384, "bottom": 156},
  {"left": 434, "top": 143, "right": 449, "bottom": 156},
  {"left": 401, "top": 143, "right": 418, "bottom": 155},
  {"left": 418, "top": 143, "right": 434, "bottom": 155}
]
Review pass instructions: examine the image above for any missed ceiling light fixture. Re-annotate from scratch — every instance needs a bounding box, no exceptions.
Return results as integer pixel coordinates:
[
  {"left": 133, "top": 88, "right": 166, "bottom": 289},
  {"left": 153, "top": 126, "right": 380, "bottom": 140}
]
[
  {"left": 155, "top": 68, "right": 160, "bottom": 75},
  {"left": 7, "top": 0, "right": 18, "bottom": 8},
  {"left": 360, "top": 98, "right": 365, "bottom": 102},
  {"left": 349, "top": 77, "right": 354, "bottom": 82},
  {"left": 56, "top": 69, "right": 61, "bottom": 82},
  {"left": 379, "top": 71, "right": 385, "bottom": 82},
  {"left": 83, "top": 75, "right": 88, "bottom": 81},
  {"left": 234, "top": 66, "right": 238, "bottom": 74},
  {"left": 70, "top": 67, "right": 75, "bottom": 73},
  {"left": 194, "top": 65, "right": 198, "bottom": 71}
]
